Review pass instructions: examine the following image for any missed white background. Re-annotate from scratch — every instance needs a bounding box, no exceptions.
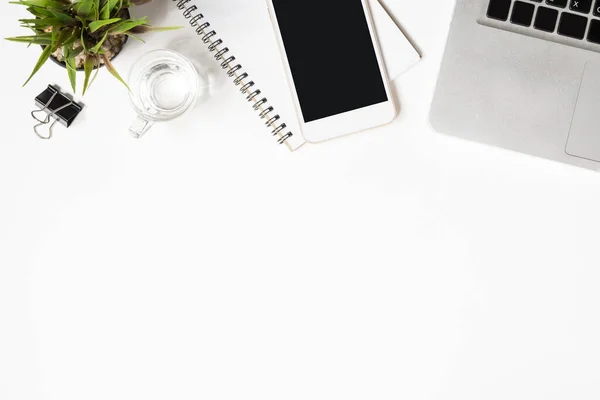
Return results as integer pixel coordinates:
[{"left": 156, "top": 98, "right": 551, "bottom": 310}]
[{"left": 2, "top": 1, "right": 600, "bottom": 399}]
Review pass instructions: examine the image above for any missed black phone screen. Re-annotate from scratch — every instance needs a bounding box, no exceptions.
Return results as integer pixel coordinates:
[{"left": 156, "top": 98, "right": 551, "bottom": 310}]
[{"left": 272, "top": 0, "right": 388, "bottom": 123}]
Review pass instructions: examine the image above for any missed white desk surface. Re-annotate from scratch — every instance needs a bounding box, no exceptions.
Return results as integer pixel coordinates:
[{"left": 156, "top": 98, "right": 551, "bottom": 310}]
[{"left": 2, "top": 1, "right": 600, "bottom": 399}]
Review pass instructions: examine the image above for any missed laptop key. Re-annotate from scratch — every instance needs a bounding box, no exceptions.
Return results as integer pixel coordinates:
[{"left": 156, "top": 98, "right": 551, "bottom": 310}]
[
  {"left": 594, "top": 0, "right": 600, "bottom": 16},
  {"left": 558, "top": 11, "right": 588, "bottom": 38},
  {"left": 511, "top": 1, "right": 536, "bottom": 26},
  {"left": 570, "top": 0, "right": 592, "bottom": 13},
  {"left": 487, "top": 0, "right": 512, "bottom": 20},
  {"left": 587, "top": 18, "right": 600, "bottom": 42},
  {"left": 534, "top": 6, "right": 560, "bottom": 31},
  {"left": 547, "top": 0, "right": 568, "bottom": 7}
]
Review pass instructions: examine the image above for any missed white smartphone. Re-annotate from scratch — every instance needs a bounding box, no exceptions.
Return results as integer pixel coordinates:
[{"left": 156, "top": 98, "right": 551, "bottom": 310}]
[{"left": 266, "top": 0, "right": 397, "bottom": 143}]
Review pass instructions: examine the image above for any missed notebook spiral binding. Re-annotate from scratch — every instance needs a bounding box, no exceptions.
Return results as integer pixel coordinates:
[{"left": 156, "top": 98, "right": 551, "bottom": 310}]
[{"left": 173, "top": 0, "right": 294, "bottom": 147}]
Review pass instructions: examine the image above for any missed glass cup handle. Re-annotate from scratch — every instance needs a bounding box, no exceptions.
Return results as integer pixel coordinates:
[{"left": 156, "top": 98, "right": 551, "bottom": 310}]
[{"left": 129, "top": 115, "right": 154, "bottom": 139}]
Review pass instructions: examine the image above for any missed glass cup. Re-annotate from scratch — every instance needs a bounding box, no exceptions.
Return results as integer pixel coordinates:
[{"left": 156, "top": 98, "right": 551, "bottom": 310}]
[{"left": 128, "top": 49, "right": 199, "bottom": 138}]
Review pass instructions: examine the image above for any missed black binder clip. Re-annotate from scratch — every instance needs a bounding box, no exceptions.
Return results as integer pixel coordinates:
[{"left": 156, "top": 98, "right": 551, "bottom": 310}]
[{"left": 31, "top": 85, "right": 83, "bottom": 139}]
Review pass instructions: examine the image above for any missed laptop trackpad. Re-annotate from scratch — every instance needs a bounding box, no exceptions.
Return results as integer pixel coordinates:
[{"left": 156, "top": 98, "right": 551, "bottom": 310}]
[{"left": 566, "top": 62, "right": 600, "bottom": 162}]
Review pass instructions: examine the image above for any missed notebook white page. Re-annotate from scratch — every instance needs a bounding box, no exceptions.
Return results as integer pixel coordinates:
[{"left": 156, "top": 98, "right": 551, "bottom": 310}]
[
  {"left": 151, "top": 0, "right": 420, "bottom": 150},
  {"left": 369, "top": 0, "right": 421, "bottom": 81}
]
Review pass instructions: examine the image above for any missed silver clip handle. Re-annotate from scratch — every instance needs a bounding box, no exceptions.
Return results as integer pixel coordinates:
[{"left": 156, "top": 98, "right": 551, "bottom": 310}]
[{"left": 32, "top": 101, "right": 73, "bottom": 140}]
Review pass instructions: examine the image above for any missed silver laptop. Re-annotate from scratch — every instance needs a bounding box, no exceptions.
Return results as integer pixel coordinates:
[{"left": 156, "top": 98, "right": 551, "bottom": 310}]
[{"left": 431, "top": 0, "right": 600, "bottom": 170}]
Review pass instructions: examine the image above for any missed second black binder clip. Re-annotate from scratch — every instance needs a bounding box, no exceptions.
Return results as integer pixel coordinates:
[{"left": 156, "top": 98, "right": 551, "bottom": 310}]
[{"left": 31, "top": 85, "right": 83, "bottom": 140}]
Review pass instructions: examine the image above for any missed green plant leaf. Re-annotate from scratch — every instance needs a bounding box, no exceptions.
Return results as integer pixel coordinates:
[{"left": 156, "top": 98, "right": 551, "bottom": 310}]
[
  {"left": 102, "top": 53, "right": 129, "bottom": 90},
  {"left": 51, "top": 28, "right": 73, "bottom": 51},
  {"left": 50, "top": 23, "right": 60, "bottom": 49},
  {"left": 89, "top": 31, "right": 108, "bottom": 53},
  {"left": 73, "top": 0, "right": 93, "bottom": 18},
  {"left": 23, "top": 44, "right": 52, "bottom": 87},
  {"left": 107, "top": 18, "right": 148, "bottom": 34},
  {"left": 63, "top": 41, "right": 73, "bottom": 59},
  {"left": 6, "top": 33, "right": 53, "bottom": 45},
  {"left": 10, "top": 0, "right": 66, "bottom": 8},
  {"left": 26, "top": 5, "right": 53, "bottom": 17},
  {"left": 87, "top": 55, "right": 101, "bottom": 89},
  {"left": 75, "top": 14, "right": 88, "bottom": 28},
  {"left": 82, "top": 55, "right": 94, "bottom": 95},
  {"left": 18, "top": 17, "right": 63, "bottom": 29},
  {"left": 92, "top": 0, "right": 100, "bottom": 20},
  {"left": 88, "top": 17, "right": 120, "bottom": 32},
  {"left": 80, "top": 27, "right": 90, "bottom": 51},
  {"left": 48, "top": 9, "right": 77, "bottom": 24},
  {"left": 62, "top": 27, "right": 80, "bottom": 48},
  {"left": 113, "top": 0, "right": 123, "bottom": 16},
  {"left": 129, "top": 25, "right": 183, "bottom": 34},
  {"left": 99, "top": 1, "right": 110, "bottom": 19},
  {"left": 65, "top": 56, "right": 77, "bottom": 93},
  {"left": 124, "top": 32, "right": 144, "bottom": 42},
  {"left": 99, "top": 0, "right": 119, "bottom": 19},
  {"left": 71, "top": 45, "right": 84, "bottom": 58}
]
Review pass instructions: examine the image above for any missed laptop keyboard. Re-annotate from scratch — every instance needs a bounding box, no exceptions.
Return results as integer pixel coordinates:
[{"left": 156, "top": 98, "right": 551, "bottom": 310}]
[{"left": 486, "top": 0, "right": 600, "bottom": 44}]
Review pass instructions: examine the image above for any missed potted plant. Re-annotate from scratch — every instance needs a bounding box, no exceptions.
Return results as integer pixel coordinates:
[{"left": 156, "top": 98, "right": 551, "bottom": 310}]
[{"left": 6, "top": 0, "right": 180, "bottom": 94}]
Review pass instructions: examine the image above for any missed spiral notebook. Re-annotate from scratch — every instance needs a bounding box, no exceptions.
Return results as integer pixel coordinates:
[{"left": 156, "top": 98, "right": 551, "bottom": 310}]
[{"left": 171, "top": 0, "right": 419, "bottom": 151}]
